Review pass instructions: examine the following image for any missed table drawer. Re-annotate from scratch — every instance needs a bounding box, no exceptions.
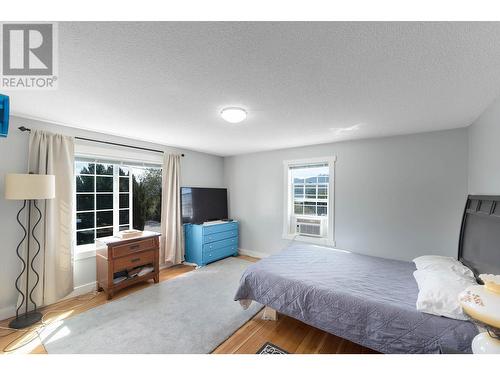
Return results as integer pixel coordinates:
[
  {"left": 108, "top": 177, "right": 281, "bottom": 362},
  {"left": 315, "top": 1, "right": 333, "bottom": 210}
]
[
  {"left": 203, "top": 236, "right": 238, "bottom": 252},
  {"left": 203, "top": 221, "right": 238, "bottom": 235},
  {"left": 203, "top": 244, "right": 238, "bottom": 264},
  {"left": 203, "top": 229, "right": 238, "bottom": 244},
  {"left": 114, "top": 250, "right": 155, "bottom": 271},
  {"left": 112, "top": 238, "right": 156, "bottom": 258}
]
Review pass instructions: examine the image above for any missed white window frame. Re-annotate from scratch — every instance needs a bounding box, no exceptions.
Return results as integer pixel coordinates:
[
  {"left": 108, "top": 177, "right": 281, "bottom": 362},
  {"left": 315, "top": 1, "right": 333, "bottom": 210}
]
[
  {"left": 74, "top": 141, "right": 163, "bottom": 259},
  {"left": 74, "top": 161, "right": 133, "bottom": 258},
  {"left": 282, "top": 156, "right": 336, "bottom": 247}
]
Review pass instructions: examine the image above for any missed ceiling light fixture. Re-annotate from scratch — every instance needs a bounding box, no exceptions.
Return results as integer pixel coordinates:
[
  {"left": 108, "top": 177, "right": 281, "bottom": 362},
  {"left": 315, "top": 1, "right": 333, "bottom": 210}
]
[{"left": 220, "top": 107, "right": 247, "bottom": 123}]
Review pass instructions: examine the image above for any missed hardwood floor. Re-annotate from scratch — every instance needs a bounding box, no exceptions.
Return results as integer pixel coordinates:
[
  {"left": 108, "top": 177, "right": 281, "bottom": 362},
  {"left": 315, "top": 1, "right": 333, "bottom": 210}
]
[
  {"left": 0, "top": 255, "right": 374, "bottom": 354},
  {"left": 213, "top": 309, "right": 375, "bottom": 354}
]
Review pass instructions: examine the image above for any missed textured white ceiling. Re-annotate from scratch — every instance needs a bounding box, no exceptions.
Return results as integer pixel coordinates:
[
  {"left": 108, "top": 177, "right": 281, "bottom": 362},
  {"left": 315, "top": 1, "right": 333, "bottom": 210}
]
[{"left": 6, "top": 22, "right": 500, "bottom": 156}]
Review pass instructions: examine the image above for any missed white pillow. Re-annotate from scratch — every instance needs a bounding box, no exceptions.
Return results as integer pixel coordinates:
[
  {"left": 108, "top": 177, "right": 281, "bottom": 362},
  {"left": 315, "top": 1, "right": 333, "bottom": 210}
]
[
  {"left": 413, "top": 268, "right": 477, "bottom": 320},
  {"left": 413, "top": 255, "right": 474, "bottom": 278}
]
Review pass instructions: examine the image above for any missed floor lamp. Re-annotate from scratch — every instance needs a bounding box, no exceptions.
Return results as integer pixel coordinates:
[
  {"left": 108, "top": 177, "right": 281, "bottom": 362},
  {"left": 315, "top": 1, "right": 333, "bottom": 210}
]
[{"left": 4, "top": 173, "right": 55, "bottom": 329}]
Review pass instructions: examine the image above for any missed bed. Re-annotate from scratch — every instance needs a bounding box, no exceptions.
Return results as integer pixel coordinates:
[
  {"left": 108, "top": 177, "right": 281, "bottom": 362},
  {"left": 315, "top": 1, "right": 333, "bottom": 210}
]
[{"left": 234, "top": 195, "right": 500, "bottom": 354}]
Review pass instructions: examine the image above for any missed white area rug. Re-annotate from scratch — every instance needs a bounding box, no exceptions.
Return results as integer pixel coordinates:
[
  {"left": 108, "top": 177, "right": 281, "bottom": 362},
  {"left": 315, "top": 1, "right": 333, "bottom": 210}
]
[{"left": 40, "top": 257, "right": 261, "bottom": 353}]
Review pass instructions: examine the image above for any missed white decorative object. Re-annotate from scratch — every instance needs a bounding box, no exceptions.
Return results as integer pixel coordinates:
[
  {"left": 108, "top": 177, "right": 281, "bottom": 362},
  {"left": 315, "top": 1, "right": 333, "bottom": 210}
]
[
  {"left": 471, "top": 332, "right": 500, "bottom": 354},
  {"left": 117, "top": 229, "right": 143, "bottom": 239},
  {"left": 459, "top": 274, "right": 500, "bottom": 354}
]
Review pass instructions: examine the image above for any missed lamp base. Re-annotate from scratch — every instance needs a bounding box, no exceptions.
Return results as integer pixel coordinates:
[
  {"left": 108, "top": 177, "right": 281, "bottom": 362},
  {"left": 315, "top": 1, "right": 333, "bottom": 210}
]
[
  {"left": 8, "top": 311, "right": 42, "bottom": 329},
  {"left": 472, "top": 332, "right": 500, "bottom": 354}
]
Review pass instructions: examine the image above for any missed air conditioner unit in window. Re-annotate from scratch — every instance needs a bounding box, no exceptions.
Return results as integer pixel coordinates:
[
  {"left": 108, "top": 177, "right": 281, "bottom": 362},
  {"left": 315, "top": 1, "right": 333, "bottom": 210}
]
[{"left": 293, "top": 216, "right": 327, "bottom": 237}]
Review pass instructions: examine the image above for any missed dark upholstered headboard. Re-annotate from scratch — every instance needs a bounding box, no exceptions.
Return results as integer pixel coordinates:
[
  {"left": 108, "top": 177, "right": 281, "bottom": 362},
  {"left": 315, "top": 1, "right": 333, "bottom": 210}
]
[{"left": 459, "top": 195, "right": 500, "bottom": 282}]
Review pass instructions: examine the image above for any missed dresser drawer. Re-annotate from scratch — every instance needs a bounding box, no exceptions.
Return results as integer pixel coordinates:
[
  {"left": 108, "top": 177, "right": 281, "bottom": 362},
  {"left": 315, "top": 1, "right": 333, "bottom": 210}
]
[
  {"left": 203, "top": 221, "right": 238, "bottom": 235},
  {"left": 203, "top": 229, "right": 238, "bottom": 244},
  {"left": 203, "top": 244, "right": 238, "bottom": 264},
  {"left": 112, "top": 238, "right": 156, "bottom": 258},
  {"left": 203, "top": 236, "right": 238, "bottom": 252},
  {"left": 114, "top": 250, "right": 155, "bottom": 271}
]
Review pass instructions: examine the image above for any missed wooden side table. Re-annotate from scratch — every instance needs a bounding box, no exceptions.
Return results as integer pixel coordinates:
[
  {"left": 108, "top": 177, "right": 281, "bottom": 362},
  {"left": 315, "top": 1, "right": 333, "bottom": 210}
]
[{"left": 96, "top": 231, "right": 160, "bottom": 299}]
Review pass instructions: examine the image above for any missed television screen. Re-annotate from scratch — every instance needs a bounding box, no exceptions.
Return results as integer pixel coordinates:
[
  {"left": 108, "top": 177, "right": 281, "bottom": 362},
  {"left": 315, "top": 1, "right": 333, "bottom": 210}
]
[
  {"left": 181, "top": 187, "right": 228, "bottom": 224},
  {"left": 0, "top": 94, "right": 9, "bottom": 138}
]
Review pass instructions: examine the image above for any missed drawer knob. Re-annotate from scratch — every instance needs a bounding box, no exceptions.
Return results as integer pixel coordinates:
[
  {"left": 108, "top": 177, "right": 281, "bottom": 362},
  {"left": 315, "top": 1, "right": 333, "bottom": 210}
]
[
  {"left": 131, "top": 258, "right": 141, "bottom": 263},
  {"left": 130, "top": 244, "right": 140, "bottom": 250}
]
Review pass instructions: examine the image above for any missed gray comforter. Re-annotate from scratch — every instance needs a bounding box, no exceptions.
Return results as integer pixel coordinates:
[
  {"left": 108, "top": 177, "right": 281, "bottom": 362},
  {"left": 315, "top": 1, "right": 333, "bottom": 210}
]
[{"left": 234, "top": 243, "right": 477, "bottom": 353}]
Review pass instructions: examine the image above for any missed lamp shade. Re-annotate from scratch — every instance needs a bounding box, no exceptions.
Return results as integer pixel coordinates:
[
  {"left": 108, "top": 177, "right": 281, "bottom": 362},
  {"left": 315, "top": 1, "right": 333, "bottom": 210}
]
[
  {"left": 4, "top": 174, "right": 55, "bottom": 200},
  {"left": 459, "top": 274, "right": 500, "bottom": 329}
]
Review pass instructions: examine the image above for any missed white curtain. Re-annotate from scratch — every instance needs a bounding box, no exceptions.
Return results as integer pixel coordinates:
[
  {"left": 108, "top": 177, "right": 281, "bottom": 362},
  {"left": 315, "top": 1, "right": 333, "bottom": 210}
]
[
  {"left": 160, "top": 154, "right": 184, "bottom": 266},
  {"left": 23, "top": 130, "right": 75, "bottom": 308}
]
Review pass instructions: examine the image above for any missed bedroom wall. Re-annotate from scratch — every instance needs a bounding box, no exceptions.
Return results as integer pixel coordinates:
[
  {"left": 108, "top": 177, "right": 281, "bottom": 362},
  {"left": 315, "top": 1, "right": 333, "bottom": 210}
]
[
  {"left": 0, "top": 115, "right": 225, "bottom": 319},
  {"left": 224, "top": 128, "right": 469, "bottom": 261},
  {"left": 468, "top": 95, "right": 500, "bottom": 195}
]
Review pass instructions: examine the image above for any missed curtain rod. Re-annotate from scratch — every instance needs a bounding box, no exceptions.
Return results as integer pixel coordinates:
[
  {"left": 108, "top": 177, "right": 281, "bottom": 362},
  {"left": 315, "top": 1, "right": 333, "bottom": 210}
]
[{"left": 18, "top": 126, "right": 184, "bottom": 157}]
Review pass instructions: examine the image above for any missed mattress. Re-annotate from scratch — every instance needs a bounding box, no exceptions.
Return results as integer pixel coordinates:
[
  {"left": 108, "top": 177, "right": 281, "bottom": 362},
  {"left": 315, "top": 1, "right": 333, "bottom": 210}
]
[{"left": 234, "top": 243, "right": 478, "bottom": 353}]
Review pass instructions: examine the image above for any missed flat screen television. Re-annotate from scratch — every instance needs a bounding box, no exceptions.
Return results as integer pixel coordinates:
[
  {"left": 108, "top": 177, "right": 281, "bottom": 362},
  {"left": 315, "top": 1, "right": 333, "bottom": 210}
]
[{"left": 181, "top": 187, "right": 228, "bottom": 224}]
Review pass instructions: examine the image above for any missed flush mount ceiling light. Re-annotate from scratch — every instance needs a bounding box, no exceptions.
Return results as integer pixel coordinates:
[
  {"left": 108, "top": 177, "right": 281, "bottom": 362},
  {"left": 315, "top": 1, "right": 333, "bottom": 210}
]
[{"left": 220, "top": 107, "right": 247, "bottom": 123}]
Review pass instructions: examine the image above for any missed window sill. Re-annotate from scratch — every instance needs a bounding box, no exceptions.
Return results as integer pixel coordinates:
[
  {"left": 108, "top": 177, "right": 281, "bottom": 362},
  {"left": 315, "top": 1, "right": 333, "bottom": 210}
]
[
  {"left": 75, "top": 244, "right": 97, "bottom": 260},
  {"left": 282, "top": 234, "right": 336, "bottom": 248}
]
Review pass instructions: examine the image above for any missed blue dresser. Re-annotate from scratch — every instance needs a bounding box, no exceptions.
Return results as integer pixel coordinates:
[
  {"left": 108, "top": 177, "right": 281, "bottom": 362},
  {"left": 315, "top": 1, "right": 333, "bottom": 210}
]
[{"left": 184, "top": 221, "right": 239, "bottom": 266}]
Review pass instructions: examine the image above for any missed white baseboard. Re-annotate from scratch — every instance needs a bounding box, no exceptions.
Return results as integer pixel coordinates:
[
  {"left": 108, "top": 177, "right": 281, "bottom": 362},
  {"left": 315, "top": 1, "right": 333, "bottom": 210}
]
[
  {"left": 63, "top": 281, "right": 97, "bottom": 300},
  {"left": 238, "top": 248, "right": 269, "bottom": 259}
]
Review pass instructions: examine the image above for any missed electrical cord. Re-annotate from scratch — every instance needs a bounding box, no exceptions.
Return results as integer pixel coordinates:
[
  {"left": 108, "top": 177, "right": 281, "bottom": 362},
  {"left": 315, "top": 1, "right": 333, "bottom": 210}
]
[{"left": 1, "top": 290, "right": 100, "bottom": 353}]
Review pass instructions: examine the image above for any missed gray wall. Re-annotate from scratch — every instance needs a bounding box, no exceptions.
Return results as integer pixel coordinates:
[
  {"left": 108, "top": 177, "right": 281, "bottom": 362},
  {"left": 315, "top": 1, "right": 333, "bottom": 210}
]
[
  {"left": 0, "top": 115, "right": 225, "bottom": 319},
  {"left": 468, "top": 95, "right": 500, "bottom": 195},
  {"left": 224, "top": 128, "right": 468, "bottom": 261}
]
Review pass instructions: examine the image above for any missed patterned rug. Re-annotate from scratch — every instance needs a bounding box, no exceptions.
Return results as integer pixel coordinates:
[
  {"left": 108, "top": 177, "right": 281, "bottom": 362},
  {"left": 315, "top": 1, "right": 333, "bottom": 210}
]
[{"left": 256, "top": 342, "right": 289, "bottom": 354}]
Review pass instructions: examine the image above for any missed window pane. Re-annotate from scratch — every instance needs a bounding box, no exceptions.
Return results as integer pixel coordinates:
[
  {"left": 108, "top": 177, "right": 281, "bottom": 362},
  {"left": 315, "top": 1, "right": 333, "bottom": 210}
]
[
  {"left": 75, "top": 161, "right": 95, "bottom": 175},
  {"left": 293, "top": 186, "right": 304, "bottom": 198},
  {"left": 318, "top": 187, "right": 328, "bottom": 199},
  {"left": 96, "top": 210, "right": 113, "bottom": 228},
  {"left": 318, "top": 176, "right": 329, "bottom": 183},
  {"left": 119, "top": 225, "right": 130, "bottom": 232},
  {"left": 119, "top": 193, "right": 129, "bottom": 208},
  {"left": 317, "top": 206, "right": 328, "bottom": 216},
  {"left": 119, "top": 209, "right": 129, "bottom": 225},
  {"left": 76, "top": 194, "right": 94, "bottom": 211},
  {"left": 119, "top": 177, "right": 129, "bottom": 192},
  {"left": 304, "top": 205, "right": 316, "bottom": 215},
  {"left": 96, "top": 176, "right": 113, "bottom": 192},
  {"left": 95, "top": 163, "right": 113, "bottom": 175},
  {"left": 76, "top": 212, "right": 94, "bottom": 230},
  {"left": 77, "top": 230, "right": 95, "bottom": 245},
  {"left": 119, "top": 167, "right": 130, "bottom": 176},
  {"left": 76, "top": 176, "right": 94, "bottom": 192},
  {"left": 305, "top": 176, "right": 317, "bottom": 183},
  {"left": 132, "top": 167, "right": 162, "bottom": 231},
  {"left": 305, "top": 187, "right": 316, "bottom": 199},
  {"left": 294, "top": 203, "right": 304, "bottom": 215},
  {"left": 293, "top": 177, "right": 304, "bottom": 183},
  {"left": 96, "top": 194, "right": 113, "bottom": 210},
  {"left": 96, "top": 227, "right": 113, "bottom": 238}
]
